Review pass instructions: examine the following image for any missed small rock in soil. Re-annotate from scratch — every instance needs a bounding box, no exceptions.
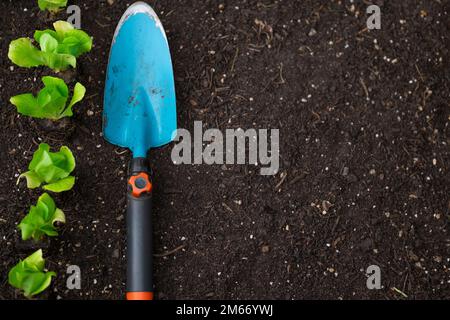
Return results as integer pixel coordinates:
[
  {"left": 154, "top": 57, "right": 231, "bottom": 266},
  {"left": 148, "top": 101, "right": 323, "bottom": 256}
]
[
  {"left": 341, "top": 167, "right": 349, "bottom": 176},
  {"left": 321, "top": 200, "right": 333, "bottom": 213},
  {"left": 308, "top": 28, "right": 317, "bottom": 37}
]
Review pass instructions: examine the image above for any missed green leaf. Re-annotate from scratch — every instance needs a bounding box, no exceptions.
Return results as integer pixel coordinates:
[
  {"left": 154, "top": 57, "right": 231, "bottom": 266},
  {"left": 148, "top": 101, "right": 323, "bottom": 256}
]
[
  {"left": 29, "top": 143, "right": 50, "bottom": 171},
  {"left": 10, "top": 21, "right": 91, "bottom": 71},
  {"left": 10, "top": 76, "right": 85, "bottom": 120},
  {"left": 53, "top": 21, "right": 74, "bottom": 35},
  {"left": 39, "top": 33, "right": 58, "bottom": 53},
  {"left": 37, "top": 76, "right": 69, "bottom": 118},
  {"left": 8, "top": 38, "right": 45, "bottom": 68},
  {"left": 19, "top": 143, "right": 76, "bottom": 192},
  {"left": 8, "top": 249, "right": 56, "bottom": 297},
  {"left": 18, "top": 193, "right": 66, "bottom": 241},
  {"left": 58, "top": 146, "right": 76, "bottom": 173},
  {"left": 42, "top": 51, "right": 76, "bottom": 72},
  {"left": 10, "top": 94, "right": 40, "bottom": 118},
  {"left": 34, "top": 31, "right": 76, "bottom": 72},
  {"left": 43, "top": 176, "right": 75, "bottom": 192},
  {"left": 39, "top": 76, "right": 68, "bottom": 115},
  {"left": 42, "top": 76, "right": 69, "bottom": 97},
  {"left": 53, "top": 21, "right": 92, "bottom": 57},
  {"left": 61, "top": 82, "right": 86, "bottom": 117},
  {"left": 34, "top": 29, "right": 58, "bottom": 43},
  {"left": 32, "top": 148, "right": 70, "bottom": 183},
  {"left": 59, "top": 32, "right": 92, "bottom": 57},
  {"left": 53, "top": 208, "right": 65, "bottom": 224},
  {"left": 18, "top": 171, "right": 43, "bottom": 189},
  {"left": 24, "top": 249, "right": 45, "bottom": 270},
  {"left": 22, "top": 271, "right": 56, "bottom": 297},
  {"left": 42, "top": 21, "right": 93, "bottom": 58},
  {"left": 36, "top": 192, "right": 56, "bottom": 217},
  {"left": 38, "top": 0, "right": 68, "bottom": 13}
]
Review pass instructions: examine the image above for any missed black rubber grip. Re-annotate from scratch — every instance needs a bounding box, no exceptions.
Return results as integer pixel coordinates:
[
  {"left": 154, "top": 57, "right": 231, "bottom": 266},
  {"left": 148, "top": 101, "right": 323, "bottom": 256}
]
[{"left": 126, "top": 191, "right": 153, "bottom": 293}]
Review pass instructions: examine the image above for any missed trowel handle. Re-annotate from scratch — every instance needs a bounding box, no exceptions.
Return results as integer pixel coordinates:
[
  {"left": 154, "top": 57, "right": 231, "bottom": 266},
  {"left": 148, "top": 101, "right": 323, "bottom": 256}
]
[{"left": 126, "top": 158, "right": 153, "bottom": 300}]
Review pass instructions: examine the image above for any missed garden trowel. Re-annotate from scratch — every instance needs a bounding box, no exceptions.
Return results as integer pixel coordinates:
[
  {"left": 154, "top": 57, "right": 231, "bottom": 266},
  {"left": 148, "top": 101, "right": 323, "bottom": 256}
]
[{"left": 103, "top": 2, "right": 177, "bottom": 300}]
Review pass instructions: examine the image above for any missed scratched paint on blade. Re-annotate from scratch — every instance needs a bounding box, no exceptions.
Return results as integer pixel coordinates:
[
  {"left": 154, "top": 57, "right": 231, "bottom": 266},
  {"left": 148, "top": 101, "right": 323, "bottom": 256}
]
[
  {"left": 149, "top": 87, "right": 162, "bottom": 95},
  {"left": 112, "top": 2, "right": 167, "bottom": 45}
]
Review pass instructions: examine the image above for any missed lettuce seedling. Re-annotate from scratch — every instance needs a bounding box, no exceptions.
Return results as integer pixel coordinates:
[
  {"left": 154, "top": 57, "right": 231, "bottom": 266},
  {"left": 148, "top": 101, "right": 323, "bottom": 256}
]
[
  {"left": 18, "top": 193, "right": 66, "bottom": 241},
  {"left": 8, "top": 21, "right": 92, "bottom": 72},
  {"left": 8, "top": 249, "right": 56, "bottom": 298},
  {"left": 19, "top": 143, "right": 76, "bottom": 193},
  {"left": 10, "top": 76, "right": 86, "bottom": 120},
  {"left": 38, "top": 0, "right": 68, "bottom": 13}
]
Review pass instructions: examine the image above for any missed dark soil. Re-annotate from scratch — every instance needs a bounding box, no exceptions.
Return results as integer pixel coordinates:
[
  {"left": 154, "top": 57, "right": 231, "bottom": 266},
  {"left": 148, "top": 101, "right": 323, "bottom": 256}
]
[{"left": 0, "top": 0, "right": 449, "bottom": 300}]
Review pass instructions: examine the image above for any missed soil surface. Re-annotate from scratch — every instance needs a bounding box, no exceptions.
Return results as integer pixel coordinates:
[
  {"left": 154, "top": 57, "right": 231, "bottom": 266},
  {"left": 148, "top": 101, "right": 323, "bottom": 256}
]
[{"left": 0, "top": 0, "right": 449, "bottom": 300}]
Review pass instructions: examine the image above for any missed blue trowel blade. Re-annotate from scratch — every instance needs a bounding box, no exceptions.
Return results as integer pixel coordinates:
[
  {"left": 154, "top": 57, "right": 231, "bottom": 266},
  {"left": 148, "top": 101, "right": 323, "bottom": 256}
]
[{"left": 103, "top": 2, "right": 177, "bottom": 158}]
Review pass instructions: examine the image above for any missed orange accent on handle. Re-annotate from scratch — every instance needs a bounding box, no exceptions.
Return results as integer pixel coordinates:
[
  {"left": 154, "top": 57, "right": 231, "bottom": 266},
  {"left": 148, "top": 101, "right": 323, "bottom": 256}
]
[
  {"left": 126, "top": 292, "right": 154, "bottom": 300},
  {"left": 128, "top": 172, "right": 152, "bottom": 198}
]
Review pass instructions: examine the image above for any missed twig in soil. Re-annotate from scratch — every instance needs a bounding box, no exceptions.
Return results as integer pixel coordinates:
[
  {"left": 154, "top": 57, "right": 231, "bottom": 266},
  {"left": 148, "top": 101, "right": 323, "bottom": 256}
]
[
  {"left": 254, "top": 18, "right": 273, "bottom": 43},
  {"left": 402, "top": 272, "right": 409, "bottom": 294},
  {"left": 359, "top": 77, "right": 369, "bottom": 99},
  {"left": 85, "top": 93, "right": 99, "bottom": 100},
  {"left": 257, "top": 2, "right": 278, "bottom": 9},
  {"left": 420, "top": 87, "right": 432, "bottom": 110},
  {"left": 31, "top": 138, "right": 40, "bottom": 146},
  {"left": 233, "top": 94, "right": 248, "bottom": 101},
  {"left": 331, "top": 216, "right": 340, "bottom": 234},
  {"left": 275, "top": 63, "right": 286, "bottom": 84},
  {"left": 357, "top": 27, "right": 368, "bottom": 35},
  {"left": 312, "top": 4, "right": 326, "bottom": 20},
  {"left": 154, "top": 244, "right": 185, "bottom": 257},
  {"left": 274, "top": 171, "right": 287, "bottom": 190},
  {"left": 311, "top": 110, "right": 321, "bottom": 123},
  {"left": 215, "top": 87, "right": 230, "bottom": 93},
  {"left": 288, "top": 171, "right": 308, "bottom": 185},
  {"left": 230, "top": 47, "right": 239, "bottom": 74},
  {"left": 114, "top": 149, "right": 128, "bottom": 155},
  {"left": 222, "top": 202, "right": 234, "bottom": 214},
  {"left": 391, "top": 287, "right": 408, "bottom": 298},
  {"left": 95, "top": 19, "right": 110, "bottom": 28},
  {"left": 415, "top": 64, "right": 424, "bottom": 82}
]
